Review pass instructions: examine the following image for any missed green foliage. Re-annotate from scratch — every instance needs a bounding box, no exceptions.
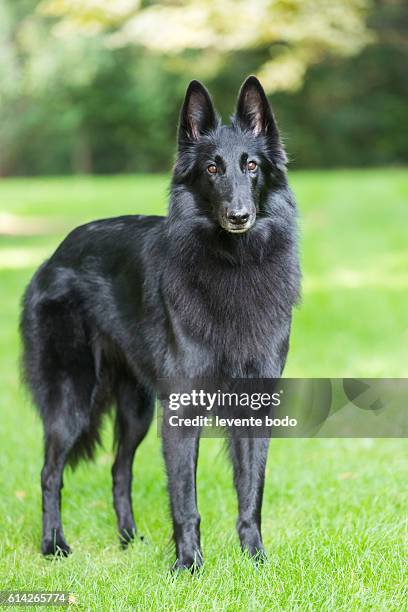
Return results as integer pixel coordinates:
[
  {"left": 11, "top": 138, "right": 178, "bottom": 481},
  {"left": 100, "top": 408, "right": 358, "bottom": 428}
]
[
  {"left": 0, "top": 171, "right": 407, "bottom": 608},
  {"left": 41, "top": 0, "right": 372, "bottom": 92},
  {"left": 274, "top": 0, "right": 408, "bottom": 167},
  {"left": 0, "top": 0, "right": 407, "bottom": 174}
]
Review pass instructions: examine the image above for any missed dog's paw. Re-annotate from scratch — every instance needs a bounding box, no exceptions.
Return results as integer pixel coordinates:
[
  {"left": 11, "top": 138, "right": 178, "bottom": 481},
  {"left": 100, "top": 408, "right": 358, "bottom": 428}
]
[
  {"left": 118, "top": 527, "right": 146, "bottom": 549},
  {"left": 41, "top": 531, "right": 71, "bottom": 557},
  {"left": 241, "top": 541, "right": 267, "bottom": 565},
  {"left": 238, "top": 523, "right": 266, "bottom": 564},
  {"left": 247, "top": 546, "right": 267, "bottom": 564},
  {"left": 172, "top": 550, "right": 203, "bottom": 574}
]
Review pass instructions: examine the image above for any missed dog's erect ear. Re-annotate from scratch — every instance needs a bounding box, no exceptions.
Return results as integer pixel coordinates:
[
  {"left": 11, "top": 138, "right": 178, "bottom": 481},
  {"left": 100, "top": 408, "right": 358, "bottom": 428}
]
[
  {"left": 236, "top": 76, "right": 278, "bottom": 138},
  {"left": 236, "top": 76, "right": 287, "bottom": 166},
  {"left": 179, "top": 80, "right": 217, "bottom": 145}
]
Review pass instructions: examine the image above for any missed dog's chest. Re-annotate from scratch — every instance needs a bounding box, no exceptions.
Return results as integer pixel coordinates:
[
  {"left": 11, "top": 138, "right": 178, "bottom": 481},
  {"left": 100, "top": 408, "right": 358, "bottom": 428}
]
[{"left": 165, "top": 261, "right": 291, "bottom": 374}]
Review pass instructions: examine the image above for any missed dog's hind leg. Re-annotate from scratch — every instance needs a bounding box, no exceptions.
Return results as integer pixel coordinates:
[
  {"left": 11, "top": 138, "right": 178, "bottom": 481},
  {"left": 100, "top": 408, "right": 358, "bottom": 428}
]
[
  {"left": 229, "top": 436, "right": 270, "bottom": 561},
  {"left": 41, "top": 375, "right": 94, "bottom": 556},
  {"left": 21, "top": 281, "right": 106, "bottom": 556},
  {"left": 112, "top": 376, "right": 154, "bottom": 547}
]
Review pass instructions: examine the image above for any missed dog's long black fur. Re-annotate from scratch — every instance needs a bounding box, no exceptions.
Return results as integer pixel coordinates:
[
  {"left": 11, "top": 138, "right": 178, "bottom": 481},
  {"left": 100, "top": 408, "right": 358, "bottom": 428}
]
[{"left": 20, "top": 76, "right": 300, "bottom": 569}]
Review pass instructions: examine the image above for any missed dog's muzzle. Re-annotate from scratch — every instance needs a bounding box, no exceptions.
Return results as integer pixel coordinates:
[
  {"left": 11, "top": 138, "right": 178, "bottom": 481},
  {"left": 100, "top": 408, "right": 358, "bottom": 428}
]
[{"left": 219, "top": 209, "right": 256, "bottom": 233}]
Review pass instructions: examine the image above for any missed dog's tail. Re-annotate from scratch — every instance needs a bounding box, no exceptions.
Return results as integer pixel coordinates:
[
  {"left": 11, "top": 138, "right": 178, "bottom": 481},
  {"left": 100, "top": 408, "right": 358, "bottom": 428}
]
[{"left": 19, "top": 264, "right": 113, "bottom": 468}]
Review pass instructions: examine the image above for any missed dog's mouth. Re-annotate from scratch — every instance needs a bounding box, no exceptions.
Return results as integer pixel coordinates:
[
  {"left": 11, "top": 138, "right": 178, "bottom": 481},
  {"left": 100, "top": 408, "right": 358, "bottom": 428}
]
[
  {"left": 226, "top": 224, "right": 251, "bottom": 234},
  {"left": 219, "top": 216, "right": 255, "bottom": 234}
]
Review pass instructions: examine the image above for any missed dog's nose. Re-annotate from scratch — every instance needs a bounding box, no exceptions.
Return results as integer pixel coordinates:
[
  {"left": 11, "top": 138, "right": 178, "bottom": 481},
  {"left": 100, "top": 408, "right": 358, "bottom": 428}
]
[{"left": 227, "top": 210, "right": 250, "bottom": 225}]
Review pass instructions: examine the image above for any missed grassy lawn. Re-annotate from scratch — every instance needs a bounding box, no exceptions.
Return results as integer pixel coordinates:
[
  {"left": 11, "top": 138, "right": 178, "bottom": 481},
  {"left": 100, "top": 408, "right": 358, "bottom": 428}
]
[{"left": 0, "top": 170, "right": 407, "bottom": 610}]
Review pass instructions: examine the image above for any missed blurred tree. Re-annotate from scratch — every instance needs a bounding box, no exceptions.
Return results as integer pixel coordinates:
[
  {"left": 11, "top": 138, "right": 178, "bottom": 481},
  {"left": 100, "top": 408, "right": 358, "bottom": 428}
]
[
  {"left": 0, "top": 0, "right": 407, "bottom": 174},
  {"left": 0, "top": 0, "right": 102, "bottom": 174},
  {"left": 0, "top": 0, "right": 182, "bottom": 174},
  {"left": 41, "top": 0, "right": 371, "bottom": 93},
  {"left": 272, "top": 0, "right": 408, "bottom": 167}
]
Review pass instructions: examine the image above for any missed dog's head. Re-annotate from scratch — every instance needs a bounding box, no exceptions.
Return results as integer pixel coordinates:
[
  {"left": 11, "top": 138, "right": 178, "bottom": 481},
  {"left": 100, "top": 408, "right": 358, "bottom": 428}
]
[{"left": 174, "top": 76, "right": 287, "bottom": 235}]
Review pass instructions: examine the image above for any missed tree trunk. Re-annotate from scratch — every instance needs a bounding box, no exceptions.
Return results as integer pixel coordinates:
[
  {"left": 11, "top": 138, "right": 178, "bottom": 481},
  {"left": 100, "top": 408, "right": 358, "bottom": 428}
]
[{"left": 72, "top": 127, "right": 92, "bottom": 174}]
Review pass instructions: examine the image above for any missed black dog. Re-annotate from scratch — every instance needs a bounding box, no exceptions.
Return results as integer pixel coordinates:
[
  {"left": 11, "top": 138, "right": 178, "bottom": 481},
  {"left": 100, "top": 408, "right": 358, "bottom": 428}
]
[{"left": 20, "top": 76, "right": 300, "bottom": 570}]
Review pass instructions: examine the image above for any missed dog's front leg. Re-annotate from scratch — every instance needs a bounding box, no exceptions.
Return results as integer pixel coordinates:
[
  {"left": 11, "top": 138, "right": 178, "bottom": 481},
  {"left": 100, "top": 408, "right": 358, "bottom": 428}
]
[
  {"left": 229, "top": 436, "right": 270, "bottom": 561},
  {"left": 162, "top": 419, "right": 202, "bottom": 571}
]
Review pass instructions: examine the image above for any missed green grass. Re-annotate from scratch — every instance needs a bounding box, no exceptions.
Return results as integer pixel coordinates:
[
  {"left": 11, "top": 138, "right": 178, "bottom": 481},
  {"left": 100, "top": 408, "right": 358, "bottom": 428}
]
[{"left": 0, "top": 170, "right": 407, "bottom": 610}]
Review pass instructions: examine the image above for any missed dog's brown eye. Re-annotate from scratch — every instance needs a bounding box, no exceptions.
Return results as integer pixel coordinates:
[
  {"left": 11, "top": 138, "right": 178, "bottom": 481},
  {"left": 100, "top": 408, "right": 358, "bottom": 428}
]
[
  {"left": 207, "top": 164, "right": 217, "bottom": 174},
  {"left": 247, "top": 160, "right": 257, "bottom": 171}
]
